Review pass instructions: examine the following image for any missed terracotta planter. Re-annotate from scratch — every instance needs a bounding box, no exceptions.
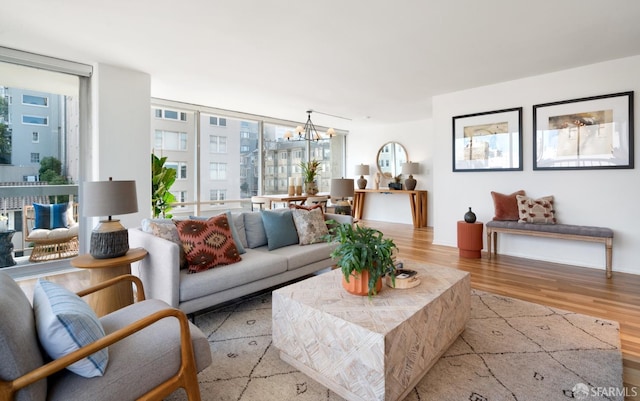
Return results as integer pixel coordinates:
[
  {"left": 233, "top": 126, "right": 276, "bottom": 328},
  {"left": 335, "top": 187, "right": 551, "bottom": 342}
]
[{"left": 342, "top": 270, "right": 382, "bottom": 296}]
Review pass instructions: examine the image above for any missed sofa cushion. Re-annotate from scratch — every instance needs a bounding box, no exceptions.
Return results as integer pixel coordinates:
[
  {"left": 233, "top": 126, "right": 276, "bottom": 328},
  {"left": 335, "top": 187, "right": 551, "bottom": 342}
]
[
  {"left": 243, "top": 211, "right": 268, "bottom": 248},
  {"left": 291, "top": 207, "right": 329, "bottom": 245},
  {"left": 491, "top": 190, "right": 526, "bottom": 221},
  {"left": 142, "top": 219, "right": 187, "bottom": 269},
  {"left": 255, "top": 241, "right": 336, "bottom": 271},
  {"left": 34, "top": 202, "right": 69, "bottom": 229},
  {"left": 516, "top": 194, "right": 556, "bottom": 224},
  {"left": 189, "top": 211, "right": 246, "bottom": 254},
  {"left": 174, "top": 215, "right": 242, "bottom": 273},
  {"left": 0, "top": 272, "right": 47, "bottom": 401},
  {"left": 261, "top": 209, "right": 299, "bottom": 250},
  {"left": 230, "top": 211, "right": 248, "bottom": 249},
  {"left": 178, "top": 249, "right": 288, "bottom": 301},
  {"left": 33, "top": 279, "right": 108, "bottom": 378},
  {"left": 47, "top": 299, "right": 211, "bottom": 401}
]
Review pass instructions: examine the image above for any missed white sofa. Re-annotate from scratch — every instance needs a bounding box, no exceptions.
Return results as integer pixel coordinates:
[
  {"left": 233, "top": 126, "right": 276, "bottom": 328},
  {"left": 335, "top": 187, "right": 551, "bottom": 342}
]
[{"left": 129, "top": 211, "right": 351, "bottom": 315}]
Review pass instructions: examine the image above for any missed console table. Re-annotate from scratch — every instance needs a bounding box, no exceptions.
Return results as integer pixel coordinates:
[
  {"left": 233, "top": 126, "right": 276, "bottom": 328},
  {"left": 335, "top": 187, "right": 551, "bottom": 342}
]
[{"left": 352, "top": 189, "right": 428, "bottom": 228}]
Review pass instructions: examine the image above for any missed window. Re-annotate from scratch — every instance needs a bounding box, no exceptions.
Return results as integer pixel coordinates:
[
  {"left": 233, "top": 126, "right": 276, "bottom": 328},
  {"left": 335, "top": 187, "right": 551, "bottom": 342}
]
[
  {"left": 209, "top": 162, "right": 227, "bottom": 180},
  {"left": 165, "top": 161, "right": 187, "bottom": 179},
  {"left": 22, "top": 94, "right": 48, "bottom": 107},
  {"left": 32, "top": 132, "right": 39, "bottom": 142},
  {"left": 209, "top": 135, "right": 227, "bottom": 153},
  {"left": 30, "top": 152, "right": 39, "bottom": 163},
  {"left": 171, "top": 190, "right": 187, "bottom": 208},
  {"left": 154, "top": 130, "right": 188, "bottom": 151},
  {"left": 154, "top": 108, "right": 187, "bottom": 121},
  {"left": 209, "top": 116, "right": 227, "bottom": 126},
  {"left": 209, "top": 189, "right": 227, "bottom": 201},
  {"left": 22, "top": 115, "right": 48, "bottom": 125}
]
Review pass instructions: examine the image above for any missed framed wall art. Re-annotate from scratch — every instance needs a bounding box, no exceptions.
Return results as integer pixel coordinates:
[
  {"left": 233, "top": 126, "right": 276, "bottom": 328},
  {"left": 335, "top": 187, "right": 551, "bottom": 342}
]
[
  {"left": 452, "top": 107, "right": 523, "bottom": 172},
  {"left": 533, "top": 91, "right": 634, "bottom": 170}
]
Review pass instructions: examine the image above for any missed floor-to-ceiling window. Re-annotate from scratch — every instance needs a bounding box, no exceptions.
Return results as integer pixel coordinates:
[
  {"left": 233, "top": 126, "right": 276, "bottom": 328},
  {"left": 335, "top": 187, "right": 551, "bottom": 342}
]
[{"left": 151, "top": 99, "right": 346, "bottom": 215}]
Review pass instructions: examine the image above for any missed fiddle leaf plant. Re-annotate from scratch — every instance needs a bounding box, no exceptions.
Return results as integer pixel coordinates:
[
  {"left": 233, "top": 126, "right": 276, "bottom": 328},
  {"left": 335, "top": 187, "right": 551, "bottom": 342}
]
[
  {"left": 325, "top": 222, "right": 397, "bottom": 297},
  {"left": 152, "top": 154, "right": 177, "bottom": 218}
]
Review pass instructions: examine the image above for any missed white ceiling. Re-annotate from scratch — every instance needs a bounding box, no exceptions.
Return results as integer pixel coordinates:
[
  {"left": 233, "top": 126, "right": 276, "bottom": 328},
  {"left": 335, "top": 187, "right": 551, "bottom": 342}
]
[{"left": 2, "top": 0, "right": 640, "bottom": 128}]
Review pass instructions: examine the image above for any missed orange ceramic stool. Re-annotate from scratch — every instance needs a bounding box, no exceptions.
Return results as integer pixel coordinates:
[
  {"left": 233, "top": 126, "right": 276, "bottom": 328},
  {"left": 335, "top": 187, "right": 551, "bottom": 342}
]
[{"left": 457, "top": 221, "right": 483, "bottom": 258}]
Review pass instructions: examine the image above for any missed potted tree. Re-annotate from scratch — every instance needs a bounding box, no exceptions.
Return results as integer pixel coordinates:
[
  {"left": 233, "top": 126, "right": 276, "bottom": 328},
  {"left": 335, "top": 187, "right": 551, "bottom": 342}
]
[
  {"left": 300, "top": 159, "right": 321, "bottom": 195},
  {"left": 326, "top": 223, "right": 397, "bottom": 297}
]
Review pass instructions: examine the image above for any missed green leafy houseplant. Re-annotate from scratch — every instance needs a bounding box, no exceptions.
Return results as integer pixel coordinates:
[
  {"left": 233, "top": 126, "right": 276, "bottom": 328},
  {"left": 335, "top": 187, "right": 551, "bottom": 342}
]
[
  {"left": 326, "top": 223, "right": 398, "bottom": 297},
  {"left": 300, "top": 159, "right": 321, "bottom": 183},
  {"left": 152, "top": 154, "right": 177, "bottom": 218}
]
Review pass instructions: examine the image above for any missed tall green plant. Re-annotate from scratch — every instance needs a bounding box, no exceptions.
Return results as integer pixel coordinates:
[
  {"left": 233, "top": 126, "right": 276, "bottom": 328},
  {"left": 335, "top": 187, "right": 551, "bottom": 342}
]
[
  {"left": 300, "top": 159, "right": 321, "bottom": 183},
  {"left": 152, "top": 154, "right": 176, "bottom": 218}
]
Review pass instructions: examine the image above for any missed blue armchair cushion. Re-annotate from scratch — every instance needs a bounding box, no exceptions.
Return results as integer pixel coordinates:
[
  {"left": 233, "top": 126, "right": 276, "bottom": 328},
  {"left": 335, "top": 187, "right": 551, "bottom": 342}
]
[{"left": 33, "top": 202, "right": 69, "bottom": 229}]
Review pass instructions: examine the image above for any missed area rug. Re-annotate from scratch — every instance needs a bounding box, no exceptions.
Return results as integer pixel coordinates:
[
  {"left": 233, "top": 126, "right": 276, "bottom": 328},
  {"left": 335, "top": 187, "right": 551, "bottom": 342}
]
[{"left": 167, "top": 289, "right": 622, "bottom": 401}]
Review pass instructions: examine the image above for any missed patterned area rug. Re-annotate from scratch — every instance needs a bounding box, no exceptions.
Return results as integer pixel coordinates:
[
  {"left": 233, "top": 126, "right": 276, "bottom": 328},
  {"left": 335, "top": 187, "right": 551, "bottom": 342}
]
[{"left": 167, "top": 289, "right": 622, "bottom": 401}]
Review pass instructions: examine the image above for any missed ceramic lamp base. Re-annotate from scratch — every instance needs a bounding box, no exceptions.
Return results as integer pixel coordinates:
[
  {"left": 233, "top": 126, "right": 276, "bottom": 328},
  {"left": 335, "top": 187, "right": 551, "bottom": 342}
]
[
  {"left": 90, "top": 219, "right": 129, "bottom": 259},
  {"left": 404, "top": 175, "right": 417, "bottom": 190}
]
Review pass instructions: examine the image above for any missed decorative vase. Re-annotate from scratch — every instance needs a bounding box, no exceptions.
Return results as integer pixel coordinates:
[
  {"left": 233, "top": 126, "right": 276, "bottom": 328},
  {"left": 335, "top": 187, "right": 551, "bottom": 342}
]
[
  {"left": 304, "top": 181, "right": 319, "bottom": 195},
  {"left": 342, "top": 270, "right": 382, "bottom": 296},
  {"left": 464, "top": 207, "right": 477, "bottom": 223}
]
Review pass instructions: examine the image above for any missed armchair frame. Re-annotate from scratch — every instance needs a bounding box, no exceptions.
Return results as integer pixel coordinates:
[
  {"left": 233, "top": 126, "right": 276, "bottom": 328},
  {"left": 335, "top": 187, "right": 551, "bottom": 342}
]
[{"left": 0, "top": 275, "right": 202, "bottom": 401}]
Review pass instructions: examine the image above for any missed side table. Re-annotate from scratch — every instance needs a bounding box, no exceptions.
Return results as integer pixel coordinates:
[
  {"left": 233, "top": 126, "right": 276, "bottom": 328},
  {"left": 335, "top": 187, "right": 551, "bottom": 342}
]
[
  {"left": 457, "top": 221, "right": 483, "bottom": 258},
  {"left": 0, "top": 230, "right": 16, "bottom": 267},
  {"left": 71, "top": 247, "right": 147, "bottom": 317}
]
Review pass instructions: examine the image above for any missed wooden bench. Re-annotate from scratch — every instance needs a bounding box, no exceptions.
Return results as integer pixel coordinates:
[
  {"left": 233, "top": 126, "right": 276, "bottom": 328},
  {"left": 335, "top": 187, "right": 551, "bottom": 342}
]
[{"left": 486, "top": 221, "right": 614, "bottom": 278}]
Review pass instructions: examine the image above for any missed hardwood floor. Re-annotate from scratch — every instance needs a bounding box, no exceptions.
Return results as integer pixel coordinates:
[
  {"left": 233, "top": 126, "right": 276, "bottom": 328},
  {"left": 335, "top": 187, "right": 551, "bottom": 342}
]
[{"left": 15, "top": 220, "right": 640, "bottom": 398}]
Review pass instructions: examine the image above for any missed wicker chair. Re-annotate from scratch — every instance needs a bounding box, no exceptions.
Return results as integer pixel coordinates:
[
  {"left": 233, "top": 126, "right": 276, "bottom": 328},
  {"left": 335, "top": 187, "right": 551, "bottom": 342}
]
[{"left": 22, "top": 203, "right": 79, "bottom": 262}]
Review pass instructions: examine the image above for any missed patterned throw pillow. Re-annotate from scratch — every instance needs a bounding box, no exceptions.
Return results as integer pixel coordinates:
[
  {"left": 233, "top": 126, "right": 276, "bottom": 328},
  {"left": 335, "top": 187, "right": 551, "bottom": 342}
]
[
  {"left": 33, "top": 279, "right": 108, "bottom": 378},
  {"left": 516, "top": 195, "right": 556, "bottom": 224},
  {"left": 491, "top": 190, "right": 525, "bottom": 221},
  {"left": 289, "top": 202, "right": 324, "bottom": 216},
  {"left": 174, "top": 214, "right": 241, "bottom": 273},
  {"left": 291, "top": 207, "right": 329, "bottom": 245},
  {"left": 33, "top": 203, "right": 69, "bottom": 229},
  {"left": 142, "top": 220, "right": 188, "bottom": 269}
]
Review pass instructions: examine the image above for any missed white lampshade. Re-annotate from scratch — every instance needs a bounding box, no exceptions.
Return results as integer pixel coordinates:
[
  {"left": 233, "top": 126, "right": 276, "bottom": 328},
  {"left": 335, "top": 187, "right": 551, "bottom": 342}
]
[
  {"left": 401, "top": 162, "right": 419, "bottom": 175},
  {"left": 330, "top": 178, "right": 355, "bottom": 199},
  {"left": 354, "top": 164, "right": 370, "bottom": 176},
  {"left": 83, "top": 179, "right": 138, "bottom": 218},
  {"left": 82, "top": 178, "right": 138, "bottom": 259}
]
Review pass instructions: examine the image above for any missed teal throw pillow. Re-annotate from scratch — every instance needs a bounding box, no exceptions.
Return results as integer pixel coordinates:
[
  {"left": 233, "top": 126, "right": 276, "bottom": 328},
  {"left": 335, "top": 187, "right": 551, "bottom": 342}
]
[
  {"left": 261, "top": 209, "right": 299, "bottom": 250},
  {"left": 33, "top": 203, "right": 68, "bottom": 229}
]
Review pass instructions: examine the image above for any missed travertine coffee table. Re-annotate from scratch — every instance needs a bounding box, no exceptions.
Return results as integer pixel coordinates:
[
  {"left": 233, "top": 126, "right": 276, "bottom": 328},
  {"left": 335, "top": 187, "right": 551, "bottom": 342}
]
[{"left": 272, "top": 262, "right": 470, "bottom": 401}]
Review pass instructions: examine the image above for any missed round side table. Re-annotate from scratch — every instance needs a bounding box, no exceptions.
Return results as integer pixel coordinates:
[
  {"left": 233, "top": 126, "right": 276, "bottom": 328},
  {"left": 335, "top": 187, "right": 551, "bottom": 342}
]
[
  {"left": 457, "top": 221, "right": 483, "bottom": 258},
  {"left": 0, "top": 230, "right": 16, "bottom": 267},
  {"left": 71, "top": 247, "right": 147, "bottom": 317}
]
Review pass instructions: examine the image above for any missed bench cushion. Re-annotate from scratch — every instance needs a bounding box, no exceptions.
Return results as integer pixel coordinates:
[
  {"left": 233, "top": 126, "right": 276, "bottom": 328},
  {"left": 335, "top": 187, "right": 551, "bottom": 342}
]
[{"left": 486, "top": 221, "right": 613, "bottom": 238}]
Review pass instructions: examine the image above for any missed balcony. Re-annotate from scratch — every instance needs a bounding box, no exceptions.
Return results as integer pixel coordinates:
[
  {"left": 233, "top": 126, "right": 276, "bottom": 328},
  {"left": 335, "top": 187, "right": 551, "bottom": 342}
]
[{"left": 0, "top": 183, "right": 78, "bottom": 279}]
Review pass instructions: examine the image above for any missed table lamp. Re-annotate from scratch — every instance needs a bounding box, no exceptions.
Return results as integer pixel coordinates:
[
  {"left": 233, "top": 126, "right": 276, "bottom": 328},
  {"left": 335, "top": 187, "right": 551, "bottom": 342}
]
[
  {"left": 401, "top": 162, "right": 420, "bottom": 190},
  {"left": 82, "top": 178, "right": 138, "bottom": 259},
  {"left": 354, "top": 164, "right": 370, "bottom": 189},
  {"left": 330, "top": 178, "right": 355, "bottom": 215}
]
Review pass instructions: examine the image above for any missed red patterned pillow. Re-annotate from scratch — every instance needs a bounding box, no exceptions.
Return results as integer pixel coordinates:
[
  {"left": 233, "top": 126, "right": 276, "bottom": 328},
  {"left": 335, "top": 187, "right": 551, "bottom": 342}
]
[
  {"left": 491, "top": 190, "right": 526, "bottom": 221},
  {"left": 516, "top": 195, "right": 556, "bottom": 224},
  {"left": 174, "top": 214, "right": 241, "bottom": 273}
]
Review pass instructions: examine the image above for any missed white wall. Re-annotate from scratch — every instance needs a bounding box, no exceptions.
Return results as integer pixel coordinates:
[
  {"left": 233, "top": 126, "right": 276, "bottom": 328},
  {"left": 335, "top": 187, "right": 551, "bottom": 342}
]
[
  {"left": 81, "top": 63, "right": 151, "bottom": 251},
  {"left": 432, "top": 55, "right": 640, "bottom": 275},
  {"left": 347, "top": 119, "right": 433, "bottom": 225}
]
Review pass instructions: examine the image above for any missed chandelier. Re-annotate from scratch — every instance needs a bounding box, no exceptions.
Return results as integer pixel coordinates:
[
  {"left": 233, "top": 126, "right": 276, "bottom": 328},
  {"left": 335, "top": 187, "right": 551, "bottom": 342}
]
[{"left": 284, "top": 110, "right": 336, "bottom": 141}]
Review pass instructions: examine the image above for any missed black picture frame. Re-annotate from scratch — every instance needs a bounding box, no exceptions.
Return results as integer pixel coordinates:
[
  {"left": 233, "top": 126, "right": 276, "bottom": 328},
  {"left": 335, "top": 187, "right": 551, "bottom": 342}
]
[
  {"left": 452, "top": 107, "right": 523, "bottom": 172},
  {"left": 533, "top": 91, "right": 634, "bottom": 170}
]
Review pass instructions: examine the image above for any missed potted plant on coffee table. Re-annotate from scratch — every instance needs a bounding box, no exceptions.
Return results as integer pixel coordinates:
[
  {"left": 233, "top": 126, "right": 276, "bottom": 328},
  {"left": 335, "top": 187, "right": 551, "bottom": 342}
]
[{"left": 326, "top": 223, "right": 397, "bottom": 297}]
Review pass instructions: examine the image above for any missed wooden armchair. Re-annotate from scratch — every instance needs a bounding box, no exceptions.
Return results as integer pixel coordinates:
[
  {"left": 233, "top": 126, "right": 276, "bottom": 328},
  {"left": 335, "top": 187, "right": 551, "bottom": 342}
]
[
  {"left": 22, "top": 203, "right": 79, "bottom": 262},
  {"left": 0, "top": 273, "right": 212, "bottom": 401}
]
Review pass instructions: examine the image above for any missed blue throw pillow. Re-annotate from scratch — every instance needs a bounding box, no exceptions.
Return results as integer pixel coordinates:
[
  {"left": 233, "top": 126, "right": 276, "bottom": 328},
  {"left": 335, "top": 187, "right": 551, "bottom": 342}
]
[
  {"left": 32, "top": 279, "right": 108, "bottom": 377},
  {"left": 33, "top": 203, "right": 68, "bottom": 229},
  {"left": 261, "top": 209, "right": 299, "bottom": 250}
]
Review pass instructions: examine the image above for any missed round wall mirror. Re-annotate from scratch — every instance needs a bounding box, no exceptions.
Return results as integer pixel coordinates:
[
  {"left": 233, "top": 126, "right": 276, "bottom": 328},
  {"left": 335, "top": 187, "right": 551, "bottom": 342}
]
[{"left": 376, "top": 142, "right": 408, "bottom": 179}]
